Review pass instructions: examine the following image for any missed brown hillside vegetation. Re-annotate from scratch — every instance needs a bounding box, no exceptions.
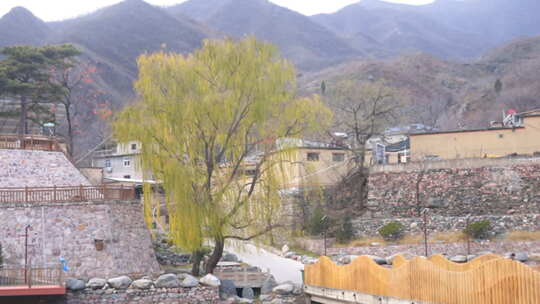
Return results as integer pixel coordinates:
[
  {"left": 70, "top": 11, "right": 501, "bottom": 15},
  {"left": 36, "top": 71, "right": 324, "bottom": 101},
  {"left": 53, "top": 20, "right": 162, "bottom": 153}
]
[{"left": 301, "top": 37, "right": 540, "bottom": 130}]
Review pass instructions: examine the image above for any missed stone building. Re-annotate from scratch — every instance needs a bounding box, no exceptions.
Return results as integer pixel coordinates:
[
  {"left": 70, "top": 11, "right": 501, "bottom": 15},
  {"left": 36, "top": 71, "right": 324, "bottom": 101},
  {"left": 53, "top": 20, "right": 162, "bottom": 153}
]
[{"left": 0, "top": 137, "right": 160, "bottom": 279}]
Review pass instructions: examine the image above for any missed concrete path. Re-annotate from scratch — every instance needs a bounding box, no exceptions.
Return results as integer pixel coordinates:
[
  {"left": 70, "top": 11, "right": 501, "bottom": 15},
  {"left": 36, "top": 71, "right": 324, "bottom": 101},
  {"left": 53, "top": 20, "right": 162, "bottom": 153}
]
[{"left": 225, "top": 241, "right": 304, "bottom": 284}]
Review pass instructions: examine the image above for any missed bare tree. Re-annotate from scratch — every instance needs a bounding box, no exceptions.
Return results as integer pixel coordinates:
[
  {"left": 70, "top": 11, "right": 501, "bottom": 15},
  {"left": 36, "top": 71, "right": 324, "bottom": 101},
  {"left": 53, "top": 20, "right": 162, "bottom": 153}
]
[{"left": 326, "top": 80, "right": 401, "bottom": 214}]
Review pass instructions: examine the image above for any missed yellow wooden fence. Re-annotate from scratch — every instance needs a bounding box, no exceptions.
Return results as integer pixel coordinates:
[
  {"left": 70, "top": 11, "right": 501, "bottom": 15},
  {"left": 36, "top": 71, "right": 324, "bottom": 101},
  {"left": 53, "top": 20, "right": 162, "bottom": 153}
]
[{"left": 305, "top": 254, "right": 540, "bottom": 304}]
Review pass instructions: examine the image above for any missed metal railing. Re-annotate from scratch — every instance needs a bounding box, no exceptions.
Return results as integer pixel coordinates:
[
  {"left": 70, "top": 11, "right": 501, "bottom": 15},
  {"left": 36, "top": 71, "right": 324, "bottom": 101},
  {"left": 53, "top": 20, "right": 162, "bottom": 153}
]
[
  {"left": 0, "top": 185, "right": 136, "bottom": 203},
  {"left": 0, "top": 264, "right": 64, "bottom": 287}
]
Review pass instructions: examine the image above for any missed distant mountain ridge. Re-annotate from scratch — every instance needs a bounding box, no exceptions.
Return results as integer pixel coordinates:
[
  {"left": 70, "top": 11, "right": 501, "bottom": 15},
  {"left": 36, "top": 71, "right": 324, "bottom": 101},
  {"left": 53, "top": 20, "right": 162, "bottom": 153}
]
[
  {"left": 168, "top": 0, "right": 366, "bottom": 70},
  {"left": 0, "top": 7, "right": 51, "bottom": 48},
  {"left": 312, "top": 0, "right": 540, "bottom": 59},
  {"left": 0, "top": 0, "right": 540, "bottom": 153}
]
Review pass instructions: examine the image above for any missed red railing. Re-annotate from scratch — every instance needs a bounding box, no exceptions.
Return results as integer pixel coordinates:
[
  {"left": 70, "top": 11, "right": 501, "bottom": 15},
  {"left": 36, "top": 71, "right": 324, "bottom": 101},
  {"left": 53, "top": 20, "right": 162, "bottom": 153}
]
[
  {"left": 0, "top": 134, "right": 64, "bottom": 152},
  {"left": 0, "top": 264, "right": 64, "bottom": 288},
  {"left": 0, "top": 185, "right": 136, "bottom": 204}
]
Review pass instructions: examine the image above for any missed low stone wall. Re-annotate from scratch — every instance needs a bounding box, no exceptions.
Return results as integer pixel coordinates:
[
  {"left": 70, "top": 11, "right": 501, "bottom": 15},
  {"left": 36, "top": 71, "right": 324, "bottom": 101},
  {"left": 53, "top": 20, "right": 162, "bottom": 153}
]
[
  {"left": 64, "top": 287, "right": 219, "bottom": 304},
  {"left": 327, "top": 241, "right": 540, "bottom": 261},
  {"left": 352, "top": 214, "right": 540, "bottom": 238},
  {"left": 0, "top": 200, "right": 160, "bottom": 279}
]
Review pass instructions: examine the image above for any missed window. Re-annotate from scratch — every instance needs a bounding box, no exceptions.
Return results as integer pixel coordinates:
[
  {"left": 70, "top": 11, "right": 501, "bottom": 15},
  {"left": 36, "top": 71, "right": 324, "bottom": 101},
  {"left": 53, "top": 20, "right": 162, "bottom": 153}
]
[
  {"left": 332, "top": 153, "right": 345, "bottom": 162},
  {"left": 131, "top": 143, "right": 137, "bottom": 150},
  {"left": 244, "top": 169, "right": 258, "bottom": 176},
  {"left": 307, "top": 152, "right": 320, "bottom": 161},
  {"left": 104, "top": 159, "right": 111, "bottom": 168},
  {"left": 123, "top": 175, "right": 131, "bottom": 179},
  {"left": 123, "top": 158, "right": 131, "bottom": 167}
]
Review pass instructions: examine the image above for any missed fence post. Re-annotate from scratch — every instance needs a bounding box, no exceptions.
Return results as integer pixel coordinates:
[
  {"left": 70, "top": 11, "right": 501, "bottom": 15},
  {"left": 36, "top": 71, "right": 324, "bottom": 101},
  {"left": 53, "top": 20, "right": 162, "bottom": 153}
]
[
  {"left": 53, "top": 185, "right": 57, "bottom": 202},
  {"left": 79, "top": 184, "right": 83, "bottom": 201},
  {"left": 25, "top": 186, "right": 28, "bottom": 203},
  {"left": 120, "top": 184, "right": 124, "bottom": 200},
  {"left": 27, "top": 265, "right": 32, "bottom": 288}
]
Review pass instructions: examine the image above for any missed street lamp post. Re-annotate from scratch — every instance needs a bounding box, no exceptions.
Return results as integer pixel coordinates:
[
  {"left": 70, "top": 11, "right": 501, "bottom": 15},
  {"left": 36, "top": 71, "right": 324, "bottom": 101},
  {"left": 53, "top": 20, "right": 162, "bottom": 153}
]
[
  {"left": 421, "top": 208, "right": 429, "bottom": 257},
  {"left": 321, "top": 215, "right": 328, "bottom": 257},
  {"left": 465, "top": 214, "right": 472, "bottom": 260}
]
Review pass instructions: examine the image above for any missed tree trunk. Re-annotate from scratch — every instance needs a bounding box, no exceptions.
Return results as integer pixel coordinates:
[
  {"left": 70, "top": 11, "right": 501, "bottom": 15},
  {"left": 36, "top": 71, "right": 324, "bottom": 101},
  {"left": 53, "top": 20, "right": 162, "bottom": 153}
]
[
  {"left": 204, "top": 237, "right": 224, "bottom": 274},
  {"left": 65, "top": 105, "right": 73, "bottom": 156},
  {"left": 191, "top": 250, "right": 205, "bottom": 277},
  {"left": 19, "top": 96, "right": 27, "bottom": 136}
]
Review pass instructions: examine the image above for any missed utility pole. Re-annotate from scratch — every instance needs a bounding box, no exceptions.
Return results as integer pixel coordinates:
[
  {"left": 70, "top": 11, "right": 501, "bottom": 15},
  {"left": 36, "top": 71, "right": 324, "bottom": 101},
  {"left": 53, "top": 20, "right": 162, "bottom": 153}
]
[
  {"left": 421, "top": 208, "right": 429, "bottom": 257},
  {"left": 24, "top": 225, "right": 31, "bottom": 284},
  {"left": 465, "top": 214, "right": 472, "bottom": 260},
  {"left": 321, "top": 215, "right": 328, "bottom": 256}
]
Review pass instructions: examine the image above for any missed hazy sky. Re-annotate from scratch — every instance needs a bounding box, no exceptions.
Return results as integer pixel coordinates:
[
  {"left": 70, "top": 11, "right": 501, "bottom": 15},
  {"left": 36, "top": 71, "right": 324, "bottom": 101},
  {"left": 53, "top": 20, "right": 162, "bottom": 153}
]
[{"left": 0, "top": 0, "right": 434, "bottom": 21}]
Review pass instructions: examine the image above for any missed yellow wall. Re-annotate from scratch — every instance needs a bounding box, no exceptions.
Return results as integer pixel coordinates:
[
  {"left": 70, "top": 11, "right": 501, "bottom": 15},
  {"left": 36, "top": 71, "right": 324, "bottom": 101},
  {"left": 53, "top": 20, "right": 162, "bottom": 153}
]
[{"left": 410, "top": 116, "right": 540, "bottom": 160}]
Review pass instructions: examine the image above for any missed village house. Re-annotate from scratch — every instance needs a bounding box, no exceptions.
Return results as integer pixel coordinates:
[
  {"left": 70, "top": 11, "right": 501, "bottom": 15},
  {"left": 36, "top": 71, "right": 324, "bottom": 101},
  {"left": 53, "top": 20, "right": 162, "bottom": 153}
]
[{"left": 410, "top": 109, "right": 540, "bottom": 161}]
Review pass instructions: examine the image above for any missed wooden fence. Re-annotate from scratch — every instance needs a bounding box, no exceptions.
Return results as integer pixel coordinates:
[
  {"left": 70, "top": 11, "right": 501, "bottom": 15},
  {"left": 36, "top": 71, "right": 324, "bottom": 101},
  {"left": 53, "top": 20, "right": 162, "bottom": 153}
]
[
  {"left": 0, "top": 134, "right": 63, "bottom": 152},
  {"left": 305, "top": 254, "right": 540, "bottom": 304},
  {"left": 0, "top": 185, "right": 136, "bottom": 203}
]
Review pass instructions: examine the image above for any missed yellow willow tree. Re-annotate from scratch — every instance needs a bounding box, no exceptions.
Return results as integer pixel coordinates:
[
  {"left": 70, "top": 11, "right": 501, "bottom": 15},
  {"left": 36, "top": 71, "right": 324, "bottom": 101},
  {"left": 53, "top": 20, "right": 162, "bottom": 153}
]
[{"left": 114, "top": 37, "right": 332, "bottom": 274}]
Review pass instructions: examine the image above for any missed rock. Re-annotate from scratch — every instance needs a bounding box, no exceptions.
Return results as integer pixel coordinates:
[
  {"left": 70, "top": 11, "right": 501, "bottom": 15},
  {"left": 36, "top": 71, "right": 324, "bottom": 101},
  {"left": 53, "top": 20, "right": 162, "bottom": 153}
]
[
  {"left": 87, "top": 278, "right": 107, "bottom": 290},
  {"left": 180, "top": 274, "right": 199, "bottom": 288},
  {"left": 528, "top": 253, "right": 540, "bottom": 262},
  {"left": 386, "top": 252, "right": 416, "bottom": 265},
  {"left": 410, "top": 222, "right": 418, "bottom": 229},
  {"left": 66, "top": 278, "right": 86, "bottom": 291},
  {"left": 365, "top": 255, "right": 387, "bottom": 265},
  {"left": 292, "top": 283, "right": 303, "bottom": 295},
  {"left": 200, "top": 274, "right": 221, "bottom": 287},
  {"left": 131, "top": 279, "right": 153, "bottom": 290},
  {"left": 242, "top": 287, "right": 255, "bottom": 299},
  {"left": 155, "top": 273, "right": 181, "bottom": 288},
  {"left": 281, "top": 244, "right": 289, "bottom": 255},
  {"left": 270, "top": 298, "right": 284, "bottom": 304},
  {"left": 261, "top": 275, "right": 278, "bottom": 294},
  {"left": 284, "top": 251, "right": 296, "bottom": 259},
  {"left": 107, "top": 276, "right": 132, "bottom": 289},
  {"left": 370, "top": 242, "right": 381, "bottom": 246},
  {"left": 273, "top": 283, "right": 294, "bottom": 295},
  {"left": 221, "top": 253, "right": 240, "bottom": 262},
  {"left": 219, "top": 279, "right": 237, "bottom": 299},
  {"left": 450, "top": 255, "right": 468, "bottom": 263},
  {"left": 338, "top": 255, "right": 358, "bottom": 264},
  {"left": 259, "top": 295, "right": 272, "bottom": 301},
  {"left": 515, "top": 252, "right": 528, "bottom": 262},
  {"left": 238, "top": 298, "right": 253, "bottom": 304}
]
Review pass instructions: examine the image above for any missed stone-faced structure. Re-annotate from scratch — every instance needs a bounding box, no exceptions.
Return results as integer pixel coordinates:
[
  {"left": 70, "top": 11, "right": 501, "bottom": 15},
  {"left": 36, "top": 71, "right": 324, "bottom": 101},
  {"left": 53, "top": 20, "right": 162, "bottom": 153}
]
[
  {"left": 0, "top": 146, "right": 160, "bottom": 279},
  {"left": 358, "top": 157, "right": 540, "bottom": 236}
]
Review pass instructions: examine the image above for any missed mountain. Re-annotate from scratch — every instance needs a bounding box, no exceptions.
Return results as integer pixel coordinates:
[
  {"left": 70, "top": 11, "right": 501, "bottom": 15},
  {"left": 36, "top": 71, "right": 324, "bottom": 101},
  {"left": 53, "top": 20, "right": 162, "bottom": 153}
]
[
  {"left": 0, "top": 7, "right": 51, "bottom": 47},
  {"left": 168, "top": 0, "right": 366, "bottom": 70},
  {"left": 300, "top": 34, "right": 540, "bottom": 131},
  {"left": 312, "top": 0, "right": 540, "bottom": 59},
  {"left": 50, "top": 0, "right": 211, "bottom": 73}
]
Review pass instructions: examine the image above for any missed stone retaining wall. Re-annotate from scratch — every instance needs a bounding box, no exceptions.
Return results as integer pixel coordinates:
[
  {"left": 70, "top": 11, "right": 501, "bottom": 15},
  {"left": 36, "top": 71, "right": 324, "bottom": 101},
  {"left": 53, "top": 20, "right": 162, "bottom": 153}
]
[
  {"left": 63, "top": 287, "right": 219, "bottom": 304},
  {"left": 352, "top": 214, "right": 540, "bottom": 238},
  {"left": 0, "top": 200, "right": 160, "bottom": 279},
  {"left": 365, "top": 161, "right": 540, "bottom": 218}
]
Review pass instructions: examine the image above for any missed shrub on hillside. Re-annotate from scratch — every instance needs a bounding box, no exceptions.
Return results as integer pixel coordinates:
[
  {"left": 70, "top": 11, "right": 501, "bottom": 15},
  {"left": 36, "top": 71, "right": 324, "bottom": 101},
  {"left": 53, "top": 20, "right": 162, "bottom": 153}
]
[
  {"left": 336, "top": 216, "right": 355, "bottom": 244},
  {"left": 306, "top": 207, "right": 332, "bottom": 236},
  {"left": 464, "top": 220, "right": 492, "bottom": 239},
  {"left": 378, "top": 222, "right": 404, "bottom": 241}
]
